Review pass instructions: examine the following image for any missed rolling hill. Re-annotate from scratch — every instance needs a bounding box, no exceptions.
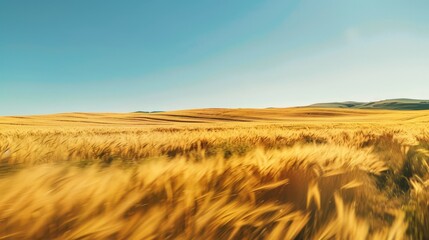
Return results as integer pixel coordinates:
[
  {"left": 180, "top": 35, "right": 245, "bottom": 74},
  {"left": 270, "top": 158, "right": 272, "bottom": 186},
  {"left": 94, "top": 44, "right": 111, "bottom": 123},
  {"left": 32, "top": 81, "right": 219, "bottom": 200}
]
[
  {"left": 1, "top": 107, "right": 429, "bottom": 127},
  {"left": 309, "top": 98, "right": 429, "bottom": 110}
]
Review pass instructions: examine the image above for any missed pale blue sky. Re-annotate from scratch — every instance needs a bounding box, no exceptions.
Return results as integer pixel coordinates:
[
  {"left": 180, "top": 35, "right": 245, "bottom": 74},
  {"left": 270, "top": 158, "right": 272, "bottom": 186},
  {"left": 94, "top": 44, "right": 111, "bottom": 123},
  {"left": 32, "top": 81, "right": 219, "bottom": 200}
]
[{"left": 1, "top": 0, "right": 429, "bottom": 115}]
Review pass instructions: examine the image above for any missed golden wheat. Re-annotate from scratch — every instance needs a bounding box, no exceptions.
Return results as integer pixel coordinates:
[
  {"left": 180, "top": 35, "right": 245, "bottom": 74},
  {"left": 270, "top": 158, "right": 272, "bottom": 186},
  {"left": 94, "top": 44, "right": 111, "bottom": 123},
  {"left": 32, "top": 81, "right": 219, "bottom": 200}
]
[{"left": 0, "top": 109, "right": 428, "bottom": 239}]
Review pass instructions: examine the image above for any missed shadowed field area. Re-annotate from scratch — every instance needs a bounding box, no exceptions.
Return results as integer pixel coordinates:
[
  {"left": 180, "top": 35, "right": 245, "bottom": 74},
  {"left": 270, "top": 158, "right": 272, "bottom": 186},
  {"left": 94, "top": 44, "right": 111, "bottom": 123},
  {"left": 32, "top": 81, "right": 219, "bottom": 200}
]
[
  {"left": 1, "top": 107, "right": 429, "bottom": 127},
  {"left": 1, "top": 108, "right": 429, "bottom": 239}
]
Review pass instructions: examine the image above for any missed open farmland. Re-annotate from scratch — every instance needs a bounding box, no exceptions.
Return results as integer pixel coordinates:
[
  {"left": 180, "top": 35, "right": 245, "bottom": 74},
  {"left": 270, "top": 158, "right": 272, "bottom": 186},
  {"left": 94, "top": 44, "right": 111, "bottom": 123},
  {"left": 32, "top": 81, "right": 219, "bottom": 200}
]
[{"left": 1, "top": 108, "right": 429, "bottom": 239}]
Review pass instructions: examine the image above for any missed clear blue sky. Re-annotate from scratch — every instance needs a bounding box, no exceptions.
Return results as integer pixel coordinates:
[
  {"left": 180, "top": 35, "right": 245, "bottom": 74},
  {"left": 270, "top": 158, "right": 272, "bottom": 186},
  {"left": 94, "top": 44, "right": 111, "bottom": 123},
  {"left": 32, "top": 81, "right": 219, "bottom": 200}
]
[{"left": 1, "top": 0, "right": 429, "bottom": 115}]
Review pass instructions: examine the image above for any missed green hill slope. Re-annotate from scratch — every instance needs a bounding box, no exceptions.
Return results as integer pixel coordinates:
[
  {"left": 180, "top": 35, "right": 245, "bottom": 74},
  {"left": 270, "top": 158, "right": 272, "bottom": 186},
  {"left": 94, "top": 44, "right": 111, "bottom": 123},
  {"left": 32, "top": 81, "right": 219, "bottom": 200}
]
[{"left": 309, "top": 99, "right": 429, "bottom": 110}]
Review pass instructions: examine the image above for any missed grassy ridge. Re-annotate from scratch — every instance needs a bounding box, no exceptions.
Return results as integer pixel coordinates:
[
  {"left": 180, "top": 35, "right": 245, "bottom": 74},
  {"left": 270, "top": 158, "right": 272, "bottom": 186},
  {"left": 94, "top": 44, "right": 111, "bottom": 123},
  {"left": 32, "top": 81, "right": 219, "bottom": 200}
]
[
  {"left": 0, "top": 109, "right": 429, "bottom": 239},
  {"left": 1, "top": 107, "right": 429, "bottom": 127},
  {"left": 309, "top": 98, "right": 429, "bottom": 110}
]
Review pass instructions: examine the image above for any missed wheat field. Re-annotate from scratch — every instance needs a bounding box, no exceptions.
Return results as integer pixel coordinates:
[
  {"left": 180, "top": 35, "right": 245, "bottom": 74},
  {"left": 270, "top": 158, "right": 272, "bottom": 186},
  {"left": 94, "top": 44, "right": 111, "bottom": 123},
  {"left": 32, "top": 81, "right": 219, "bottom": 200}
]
[{"left": 0, "top": 108, "right": 429, "bottom": 239}]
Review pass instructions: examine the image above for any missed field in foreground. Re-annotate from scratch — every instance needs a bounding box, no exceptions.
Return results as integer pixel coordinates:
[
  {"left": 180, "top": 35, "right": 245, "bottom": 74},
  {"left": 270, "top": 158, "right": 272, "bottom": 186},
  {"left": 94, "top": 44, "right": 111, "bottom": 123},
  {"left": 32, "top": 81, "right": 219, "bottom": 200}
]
[{"left": 1, "top": 108, "right": 429, "bottom": 239}]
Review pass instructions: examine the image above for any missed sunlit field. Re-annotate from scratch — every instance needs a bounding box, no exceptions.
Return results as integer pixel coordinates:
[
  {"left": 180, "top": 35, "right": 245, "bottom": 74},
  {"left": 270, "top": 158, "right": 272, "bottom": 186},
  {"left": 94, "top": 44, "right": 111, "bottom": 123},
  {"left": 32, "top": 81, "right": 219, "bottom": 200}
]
[{"left": 1, "top": 108, "right": 429, "bottom": 239}]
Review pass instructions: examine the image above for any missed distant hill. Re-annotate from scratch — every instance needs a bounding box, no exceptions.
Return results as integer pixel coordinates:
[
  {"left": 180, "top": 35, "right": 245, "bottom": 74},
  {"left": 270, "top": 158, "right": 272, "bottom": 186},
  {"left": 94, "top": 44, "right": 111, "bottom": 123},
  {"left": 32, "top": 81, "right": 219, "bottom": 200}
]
[
  {"left": 134, "top": 111, "right": 165, "bottom": 114},
  {"left": 309, "top": 98, "right": 429, "bottom": 110}
]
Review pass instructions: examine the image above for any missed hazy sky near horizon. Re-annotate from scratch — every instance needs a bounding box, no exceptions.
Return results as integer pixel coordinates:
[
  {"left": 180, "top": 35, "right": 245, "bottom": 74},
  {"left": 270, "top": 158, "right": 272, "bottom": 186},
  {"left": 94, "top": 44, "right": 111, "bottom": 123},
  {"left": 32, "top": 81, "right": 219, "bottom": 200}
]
[{"left": 1, "top": 0, "right": 429, "bottom": 115}]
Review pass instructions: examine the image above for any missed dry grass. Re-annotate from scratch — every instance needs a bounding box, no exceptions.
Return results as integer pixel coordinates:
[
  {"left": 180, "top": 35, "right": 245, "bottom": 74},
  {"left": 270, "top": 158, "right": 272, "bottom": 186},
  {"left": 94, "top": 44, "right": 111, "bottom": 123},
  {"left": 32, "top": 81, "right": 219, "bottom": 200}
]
[{"left": 0, "top": 108, "right": 428, "bottom": 239}]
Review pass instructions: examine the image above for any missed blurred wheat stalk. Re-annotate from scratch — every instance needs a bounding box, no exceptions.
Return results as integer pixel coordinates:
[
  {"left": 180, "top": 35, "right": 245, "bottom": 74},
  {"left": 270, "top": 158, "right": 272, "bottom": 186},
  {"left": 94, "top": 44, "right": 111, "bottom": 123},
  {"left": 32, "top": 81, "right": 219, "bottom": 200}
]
[{"left": 0, "top": 123, "right": 428, "bottom": 239}]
